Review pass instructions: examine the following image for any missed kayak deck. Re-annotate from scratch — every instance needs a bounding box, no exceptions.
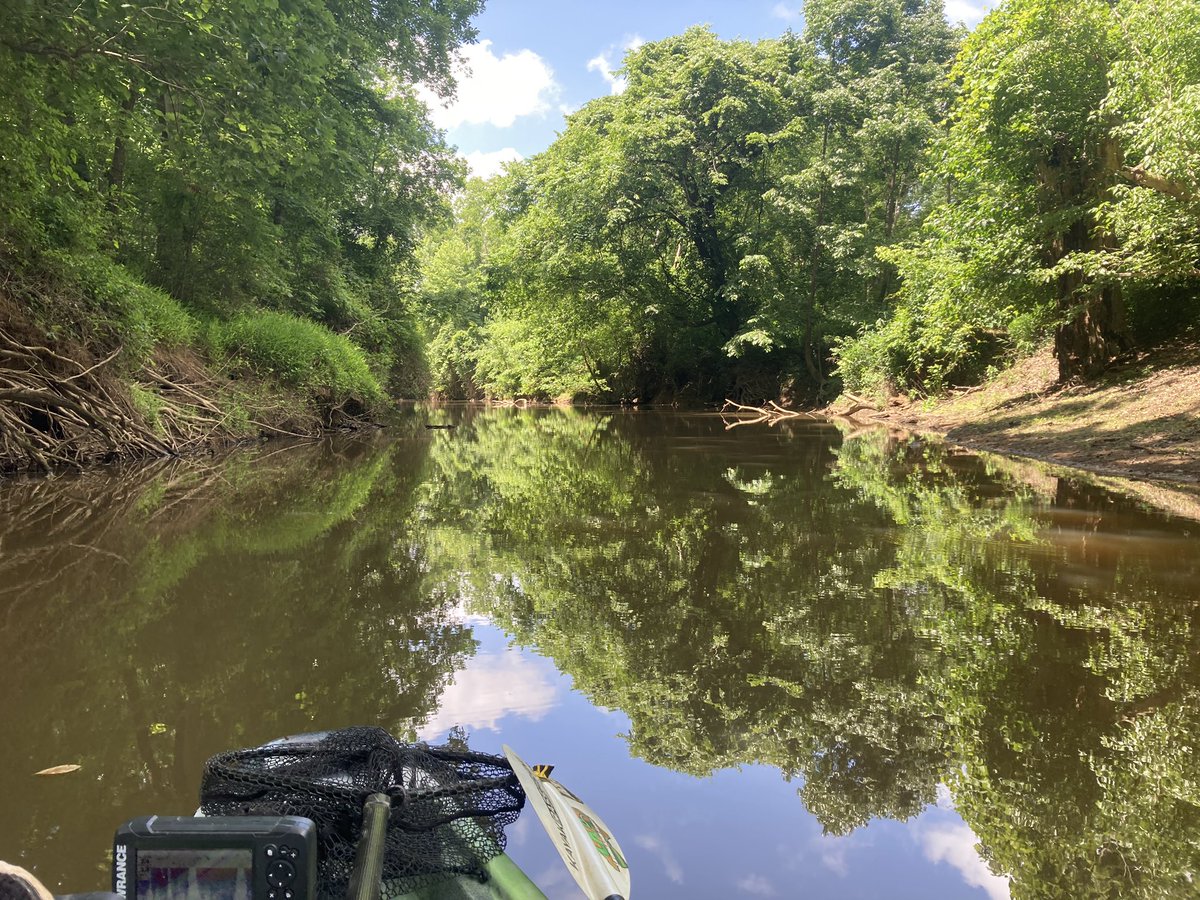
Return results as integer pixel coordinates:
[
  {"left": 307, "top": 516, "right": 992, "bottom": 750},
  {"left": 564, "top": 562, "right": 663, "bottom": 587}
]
[{"left": 394, "top": 855, "right": 545, "bottom": 900}]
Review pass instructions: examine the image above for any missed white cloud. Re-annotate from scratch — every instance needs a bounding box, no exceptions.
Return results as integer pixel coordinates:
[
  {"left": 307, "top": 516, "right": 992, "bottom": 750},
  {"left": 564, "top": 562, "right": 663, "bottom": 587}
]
[
  {"left": 735, "top": 873, "right": 777, "bottom": 896},
  {"left": 508, "top": 814, "right": 532, "bottom": 848},
  {"left": 464, "top": 148, "right": 524, "bottom": 180},
  {"left": 936, "top": 783, "right": 956, "bottom": 810},
  {"left": 772, "top": 2, "right": 803, "bottom": 20},
  {"left": 815, "top": 835, "right": 850, "bottom": 877},
  {"left": 531, "top": 864, "right": 581, "bottom": 900},
  {"left": 587, "top": 55, "right": 625, "bottom": 95},
  {"left": 921, "top": 823, "right": 1011, "bottom": 900},
  {"left": 633, "top": 834, "right": 684, "bottom": 884},
  {"left": 945, "top": 0, "right": 993, "bottom": 26},
  {"left": 413, "top": 650, "right": 559, "bottom": 740},
  {"left": 420, "top": 40, "right": 559, "bottom": 130},
  {"left": 588, "top": 35, "right": 645, "bottom": 96}
]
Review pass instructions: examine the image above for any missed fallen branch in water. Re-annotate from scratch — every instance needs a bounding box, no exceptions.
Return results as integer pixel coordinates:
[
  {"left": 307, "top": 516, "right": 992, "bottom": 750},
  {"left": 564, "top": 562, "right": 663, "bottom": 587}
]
[
  {"left": 720, "top": 399, "right": 818, "bottom": 430},
  {"left": 828, "top": 391, "right": 883, "bottom": 421}
]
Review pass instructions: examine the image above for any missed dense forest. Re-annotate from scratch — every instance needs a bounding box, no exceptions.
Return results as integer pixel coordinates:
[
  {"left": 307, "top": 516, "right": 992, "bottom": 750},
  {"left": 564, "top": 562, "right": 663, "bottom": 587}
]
[
  {"left": 0, "top": 0, "right": 482, "bottom": 467},
  {"left": 418, "top": 0, "right": 1200, "bottom": 402},
  {"left": 1, "top": 0, "right": 1199, "bottom": 462}
]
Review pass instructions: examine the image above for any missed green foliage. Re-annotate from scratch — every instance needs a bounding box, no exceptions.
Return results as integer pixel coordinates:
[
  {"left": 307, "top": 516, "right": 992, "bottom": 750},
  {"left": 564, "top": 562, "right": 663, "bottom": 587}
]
[
  {"left": 8, "top": 0, "right": 1199, "bottom": 407},
  {"left": 842, "top": 0, "right": 1200, "bottom": 393},
  {"left": 127, "top": 383, "right": 166, "bottom": 433},
  {"left": 414, "top": 8, "right": 961, "bottom": 401},
  {"left": 413, "top": 0, "right": 1200, "bottom": 401},
  {"left": 213, "top": 311, "right": 382, "bottom": 401},
  {"left": 413, "top": 178, "right": 501, "bottom": 398},
  {"left": 84, "top": 258, "right": 199, "bottom": 362},
  {"left": 0, "top": 0, "right": 481, "bottom": 404},
  {"left": 834, "top": 201, "right": 1057, "bottom": 396},
  {"left": 4, "top": 249, "right": 199, "bottom": 367},
  {"left": 1100, "top": 0, "right": 1200, "bottom": 299}
]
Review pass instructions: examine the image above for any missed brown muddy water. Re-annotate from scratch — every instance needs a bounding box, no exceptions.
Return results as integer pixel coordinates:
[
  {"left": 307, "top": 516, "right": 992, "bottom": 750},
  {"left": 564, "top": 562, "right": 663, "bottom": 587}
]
[{"left": 1, "top": 408, "right": 1199, "bottom": 899}]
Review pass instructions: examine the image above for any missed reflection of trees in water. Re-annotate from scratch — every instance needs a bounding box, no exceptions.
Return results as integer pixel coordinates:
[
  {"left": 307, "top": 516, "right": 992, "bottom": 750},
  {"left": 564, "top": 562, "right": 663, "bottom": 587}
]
[
  {"left": 4, "top": 412, "right": 1198, "bottom": 896},
  {"left": 416, "top": 412, "right": 1200, "bottom": 897},
  {"left": 0, "top": 433, "right": 477, "bottom": 888}
]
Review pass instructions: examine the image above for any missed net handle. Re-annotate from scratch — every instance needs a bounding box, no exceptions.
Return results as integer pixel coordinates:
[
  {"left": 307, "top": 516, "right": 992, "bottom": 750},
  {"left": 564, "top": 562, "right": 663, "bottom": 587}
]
[{"left": 345, "top": 793, "right": 390, "bottom": 900}]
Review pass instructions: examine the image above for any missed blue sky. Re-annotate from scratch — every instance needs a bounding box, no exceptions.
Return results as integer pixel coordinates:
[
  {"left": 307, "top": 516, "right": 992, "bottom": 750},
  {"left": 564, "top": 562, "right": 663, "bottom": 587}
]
[
  {"left": 420, "top": 0, "right": 998, "bottom": 178},
  {"left": 415, "top": 618, "right": 1012, "bottom": 899}
]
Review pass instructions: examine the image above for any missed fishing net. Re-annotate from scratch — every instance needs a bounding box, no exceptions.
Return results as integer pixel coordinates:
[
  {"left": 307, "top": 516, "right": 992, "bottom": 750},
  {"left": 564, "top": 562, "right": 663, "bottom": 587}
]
[{"left": 199, "top": 726, "right": 525, "bottom": 899}]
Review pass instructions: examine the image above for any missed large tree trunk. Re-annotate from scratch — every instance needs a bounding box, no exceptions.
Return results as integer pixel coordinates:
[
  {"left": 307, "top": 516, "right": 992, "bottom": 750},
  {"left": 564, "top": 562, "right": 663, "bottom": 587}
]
[
  {"left": 1042, "top": 136, "right": 1129, "bottom": 381},
  {"left": 1054, "top": 284, "right": 1126, "bottom": 380},
  {"left": 106, "top": 80, "right": 140, "bottom": 211},
  {"left": 1053, "top": 208, "right": 1128, "bottom": 380}
]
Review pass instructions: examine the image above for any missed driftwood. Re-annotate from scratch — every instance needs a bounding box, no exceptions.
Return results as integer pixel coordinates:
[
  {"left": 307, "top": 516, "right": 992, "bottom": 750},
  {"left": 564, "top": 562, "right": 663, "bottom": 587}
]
[
  {"left": 0, "top": 321, "right": 360, "bottom": 474},
  {"left": 720, "top": 399, "right": 819, "bottom": 430},
  {"left": 829, "top": 392, "right": 882, "bottom": 421}
]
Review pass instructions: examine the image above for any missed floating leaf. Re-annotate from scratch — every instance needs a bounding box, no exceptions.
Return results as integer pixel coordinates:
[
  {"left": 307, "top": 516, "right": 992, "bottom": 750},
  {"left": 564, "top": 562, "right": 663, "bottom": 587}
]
[{"left": 35, "top": 764, "right": 81, "bottom": 776}]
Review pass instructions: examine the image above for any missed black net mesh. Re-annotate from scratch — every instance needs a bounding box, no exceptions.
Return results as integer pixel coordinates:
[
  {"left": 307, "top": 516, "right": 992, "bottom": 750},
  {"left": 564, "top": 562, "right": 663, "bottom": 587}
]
[{"left": 199, "top": 727, "right": 525, "bottom": 899}]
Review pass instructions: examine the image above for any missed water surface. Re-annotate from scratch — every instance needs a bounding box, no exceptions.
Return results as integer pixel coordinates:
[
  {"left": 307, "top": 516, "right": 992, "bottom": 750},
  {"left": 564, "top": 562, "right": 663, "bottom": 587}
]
[{"left": 2, "top": 409, "right": 1199, "bottom": 898}]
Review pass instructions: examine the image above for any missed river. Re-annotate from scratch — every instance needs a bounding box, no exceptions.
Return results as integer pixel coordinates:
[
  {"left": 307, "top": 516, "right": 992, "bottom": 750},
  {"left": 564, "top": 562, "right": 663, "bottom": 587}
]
[{"left": 1, "top": 408, "right": 1198, "bottom": 898}]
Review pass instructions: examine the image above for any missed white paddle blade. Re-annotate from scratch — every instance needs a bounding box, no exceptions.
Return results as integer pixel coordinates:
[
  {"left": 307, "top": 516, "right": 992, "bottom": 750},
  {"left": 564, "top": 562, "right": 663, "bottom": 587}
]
[{"left": 503, "top": 745, "right": 631, "bottom": 900}]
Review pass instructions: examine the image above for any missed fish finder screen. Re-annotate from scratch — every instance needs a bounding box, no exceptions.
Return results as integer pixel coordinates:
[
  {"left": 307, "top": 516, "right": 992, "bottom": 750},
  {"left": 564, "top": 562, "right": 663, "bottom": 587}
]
[{"left": 136, "top": 849, "right": 253, "bottom": 900}]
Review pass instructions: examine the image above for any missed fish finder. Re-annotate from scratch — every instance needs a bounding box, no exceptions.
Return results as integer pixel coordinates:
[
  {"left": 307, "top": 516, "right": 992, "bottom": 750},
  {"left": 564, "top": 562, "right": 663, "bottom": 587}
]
[{"left": 113, "top": 816, "right": 317, "bottom": 900}]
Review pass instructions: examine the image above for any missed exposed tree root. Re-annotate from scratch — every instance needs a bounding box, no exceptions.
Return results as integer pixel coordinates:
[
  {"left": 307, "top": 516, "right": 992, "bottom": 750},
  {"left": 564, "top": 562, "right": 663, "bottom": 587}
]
[{"left": 0, "top": 326, "right": 173, "bottom": 473}]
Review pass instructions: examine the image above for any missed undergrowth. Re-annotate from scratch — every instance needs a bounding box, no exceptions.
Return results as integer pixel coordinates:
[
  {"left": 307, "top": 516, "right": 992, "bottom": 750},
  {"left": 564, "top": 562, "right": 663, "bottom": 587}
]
[
  {"left": 210, "top": 310, "right": 382, "bottom": 402},
  {"left": 0, "top": 245, "right": 387, "bottom": 472}
]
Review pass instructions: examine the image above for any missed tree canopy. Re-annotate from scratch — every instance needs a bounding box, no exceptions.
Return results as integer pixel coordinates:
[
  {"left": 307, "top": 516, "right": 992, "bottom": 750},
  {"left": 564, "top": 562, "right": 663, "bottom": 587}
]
[
  {"left": 7, "top": 0, "right": 1198, "bottom": 406},
  {"left": 0, "top": 0, "right": 481, "bottom": 401},
  {"left": 414, "top": 0, "right": 1200, "bottom": 403}
]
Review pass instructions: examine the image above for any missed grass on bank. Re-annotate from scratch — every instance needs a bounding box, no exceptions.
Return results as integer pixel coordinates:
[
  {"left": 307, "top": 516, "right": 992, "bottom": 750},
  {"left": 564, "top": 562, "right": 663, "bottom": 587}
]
[
  {"left": 210, "top": 311, "right": 382, "bottom": 402},
  {"left": 24, "top": 250, "right": 384, "bottom": 403},
  {"left": 1, "top": 248, "right": 387, "bottom": 466}
]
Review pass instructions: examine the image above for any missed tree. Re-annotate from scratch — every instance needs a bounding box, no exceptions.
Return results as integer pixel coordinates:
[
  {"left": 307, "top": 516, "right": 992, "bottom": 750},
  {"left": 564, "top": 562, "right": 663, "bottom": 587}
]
[
  {"left": 0, "top": 0, "right": 481, "bottom": 392},
  {"left": 415, "top": 12, "right": 960, "bottom": 402},
  {"left": 838, "top": 0, "right": 1200, "bottom": 394}
]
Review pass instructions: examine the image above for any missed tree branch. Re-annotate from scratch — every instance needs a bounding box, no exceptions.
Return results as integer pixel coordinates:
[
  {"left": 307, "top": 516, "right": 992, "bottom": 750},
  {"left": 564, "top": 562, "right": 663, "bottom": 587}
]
[{"left": 1119, "top": 165, "right": 1194, "bottom": 202}]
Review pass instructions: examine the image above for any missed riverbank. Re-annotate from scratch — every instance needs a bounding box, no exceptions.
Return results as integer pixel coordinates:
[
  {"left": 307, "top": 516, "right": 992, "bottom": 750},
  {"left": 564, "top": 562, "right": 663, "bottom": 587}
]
[
  {"left": 827, "top": 336, "right": 1200, "bottom": 485},
  {"left": 0, "top": 254, "right": 385, "bottom": 475}
]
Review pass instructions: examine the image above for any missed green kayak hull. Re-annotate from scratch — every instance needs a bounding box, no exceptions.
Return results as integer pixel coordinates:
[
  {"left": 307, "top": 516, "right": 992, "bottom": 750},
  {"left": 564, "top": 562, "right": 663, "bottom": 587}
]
[{"left": 395, "top": 854, "right": 546, "bottom": 900}]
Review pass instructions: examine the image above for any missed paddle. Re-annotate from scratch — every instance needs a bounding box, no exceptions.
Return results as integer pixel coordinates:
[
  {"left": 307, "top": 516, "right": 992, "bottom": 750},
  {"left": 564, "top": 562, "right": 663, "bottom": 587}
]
[{"left": 502, "top": 745, "right": 631, "bottom": 900}]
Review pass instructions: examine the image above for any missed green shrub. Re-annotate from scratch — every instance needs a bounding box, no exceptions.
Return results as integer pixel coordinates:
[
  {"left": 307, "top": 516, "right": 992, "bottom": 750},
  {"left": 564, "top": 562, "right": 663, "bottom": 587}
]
[
  {"left": 833, "top": 298, "right": 1044, "bottom": 399},
  {"left": 833, "top": 315, "right": 915, "bottom": 399},
  {"left": 39, "top": 251, "right": 199, "bottom": 364},
  {"left": 121, "top": 279, "right": 199, "bottom": 351},
  {"left": 213, "top": 310, "right": 382, "bottom": 401}
]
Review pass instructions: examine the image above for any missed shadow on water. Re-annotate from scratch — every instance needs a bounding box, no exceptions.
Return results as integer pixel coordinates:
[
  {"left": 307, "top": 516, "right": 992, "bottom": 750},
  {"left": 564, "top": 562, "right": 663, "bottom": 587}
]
[
  {"left": 0, "top": 427, "right": 477, "bottom": 889},
  {"left": 2, "top": 407, "right": 1199, "bottom": 897}
]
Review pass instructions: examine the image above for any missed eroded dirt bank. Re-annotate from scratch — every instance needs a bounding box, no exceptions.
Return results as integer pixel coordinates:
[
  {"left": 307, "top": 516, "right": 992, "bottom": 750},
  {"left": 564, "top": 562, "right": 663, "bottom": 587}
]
[{"left": 829, "top": 338, "right": 1200, "bottom": 485}]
